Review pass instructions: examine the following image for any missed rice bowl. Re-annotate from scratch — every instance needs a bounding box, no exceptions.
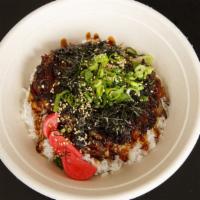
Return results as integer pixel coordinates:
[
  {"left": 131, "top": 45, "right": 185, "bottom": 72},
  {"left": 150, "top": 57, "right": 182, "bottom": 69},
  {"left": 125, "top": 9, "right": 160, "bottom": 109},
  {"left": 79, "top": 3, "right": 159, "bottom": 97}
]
[{"left": 22, "top": 34, "right": 169, "bottom": 178}]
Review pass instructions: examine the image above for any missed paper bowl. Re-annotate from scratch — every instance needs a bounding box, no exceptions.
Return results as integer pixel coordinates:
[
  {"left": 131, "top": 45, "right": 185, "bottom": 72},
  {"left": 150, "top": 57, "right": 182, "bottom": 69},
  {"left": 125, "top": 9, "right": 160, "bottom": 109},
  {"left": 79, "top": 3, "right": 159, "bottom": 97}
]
[{"left": 0, "top": 0, "right": 199, "bottom": 199}]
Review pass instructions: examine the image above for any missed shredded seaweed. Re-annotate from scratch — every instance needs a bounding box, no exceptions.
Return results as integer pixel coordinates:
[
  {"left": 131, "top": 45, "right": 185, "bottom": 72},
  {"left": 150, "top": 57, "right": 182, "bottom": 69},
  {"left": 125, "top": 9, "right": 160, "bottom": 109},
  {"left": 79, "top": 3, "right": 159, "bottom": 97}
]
[{"left": 31, "top": 40, "right": 162, "bottom": 147}]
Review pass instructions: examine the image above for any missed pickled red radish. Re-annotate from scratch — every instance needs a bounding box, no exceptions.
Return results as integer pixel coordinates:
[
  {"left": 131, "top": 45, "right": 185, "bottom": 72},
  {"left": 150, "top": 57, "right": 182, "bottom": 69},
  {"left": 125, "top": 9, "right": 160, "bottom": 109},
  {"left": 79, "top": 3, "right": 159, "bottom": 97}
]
[
  {"left": 42, "top": 113, "right": 59, "bottom": 138},
  {"left": 49, "top": 131, "right": 96, "bottom": 180},
  {"left": 61, "top": 155, "right": 97, "bottom": 180},
  {"left": 49, "top": 131, "right": 82, "bottom": 158}
]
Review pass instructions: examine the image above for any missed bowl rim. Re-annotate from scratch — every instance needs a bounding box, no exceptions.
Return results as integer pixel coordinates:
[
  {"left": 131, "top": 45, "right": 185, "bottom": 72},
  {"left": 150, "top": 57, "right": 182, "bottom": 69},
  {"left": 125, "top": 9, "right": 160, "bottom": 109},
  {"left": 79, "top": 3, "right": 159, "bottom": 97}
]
[{"left": 0, "top": 0, "right": 199, "bottom": 199}]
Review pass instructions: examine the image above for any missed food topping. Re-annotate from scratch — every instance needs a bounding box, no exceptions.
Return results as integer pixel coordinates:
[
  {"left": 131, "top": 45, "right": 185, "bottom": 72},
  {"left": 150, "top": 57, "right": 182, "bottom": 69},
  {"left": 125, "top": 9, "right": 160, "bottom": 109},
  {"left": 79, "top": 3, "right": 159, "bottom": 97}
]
[{"left": 27, "top": 33, "right": 169, "bottom": 180}]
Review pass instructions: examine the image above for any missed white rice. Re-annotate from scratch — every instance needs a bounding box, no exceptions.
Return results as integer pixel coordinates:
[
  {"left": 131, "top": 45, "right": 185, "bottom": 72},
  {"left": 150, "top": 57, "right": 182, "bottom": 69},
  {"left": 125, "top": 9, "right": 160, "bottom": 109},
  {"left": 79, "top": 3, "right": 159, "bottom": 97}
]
[
  {"left": 161, "top": 97, "right": 169, "bottom": 116},
  {"left": 21, "top": 89, "right": 38, "bottom": 140},
  {"left": 42, "top": 139, "right": 54, "bottom": 160},
  {"left": 146, "top": 129, "right": 156, "bottom": 150},
  {"left": 128, "top": 142, "right": 145, "bottom": 163},
  {"left": 156, "top": 115, "right": 166, "bottom": 135},
  {"left": 22, "top": 92, "right": 168, "bottom": 175},
  {"left": 83, "top": 154, "right": 123, "bottom": 175}
]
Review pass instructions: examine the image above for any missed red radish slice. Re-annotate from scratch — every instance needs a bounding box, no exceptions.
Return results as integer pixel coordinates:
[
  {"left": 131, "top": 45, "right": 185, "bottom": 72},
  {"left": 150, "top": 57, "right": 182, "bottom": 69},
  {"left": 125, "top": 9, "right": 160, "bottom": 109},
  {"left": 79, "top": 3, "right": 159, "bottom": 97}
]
[
  {"left": 49, "top": 131, "right": 82, "bottom": 158},
  {"left": 45, "top": 118, "right": 97, "bottom": 180},
  {"left": 64, "top": 142, "right": 82, "bottom": 158},
  {"left": 49, "top": 131, "right": 68, "bottom": 155},
  {"left": 43, "top": 113, "right": 59, "bottom": 138},
  {"left": 62, "top": 155, "right": 97, "bottom": 180}
]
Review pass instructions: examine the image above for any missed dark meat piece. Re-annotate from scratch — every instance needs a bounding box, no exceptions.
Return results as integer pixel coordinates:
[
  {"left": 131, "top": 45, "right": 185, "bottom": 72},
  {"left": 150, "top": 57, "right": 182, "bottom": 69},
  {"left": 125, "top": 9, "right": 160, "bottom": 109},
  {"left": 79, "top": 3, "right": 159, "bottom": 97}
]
[{"left": 31, "top": 55, "right": 55, "bottom": 99}]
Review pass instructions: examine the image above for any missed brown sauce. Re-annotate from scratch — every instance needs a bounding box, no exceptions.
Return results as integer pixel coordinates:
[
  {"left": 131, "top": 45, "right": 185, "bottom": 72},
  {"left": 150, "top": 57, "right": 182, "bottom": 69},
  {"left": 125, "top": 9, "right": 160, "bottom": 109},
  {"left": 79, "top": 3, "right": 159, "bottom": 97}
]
[
  {"left": 60, "top": 38, "right": 68, "bottom": 48},
  {"left": 93, "top": 33, "right": 100, "bottom": 40},
  {"left": 107, "top": 36, "right": 116, "bottom": 45},
  {"left": 86, "top": 32, "right": 92, "bottom": 41}
]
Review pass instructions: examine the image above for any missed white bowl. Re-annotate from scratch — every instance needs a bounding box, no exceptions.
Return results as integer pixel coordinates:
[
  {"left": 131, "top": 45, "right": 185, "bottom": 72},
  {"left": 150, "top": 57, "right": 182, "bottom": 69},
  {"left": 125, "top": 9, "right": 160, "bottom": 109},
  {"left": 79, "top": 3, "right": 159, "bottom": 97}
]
[{"left": 0, "top": 0, "right": 199, "bottom": 199}]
